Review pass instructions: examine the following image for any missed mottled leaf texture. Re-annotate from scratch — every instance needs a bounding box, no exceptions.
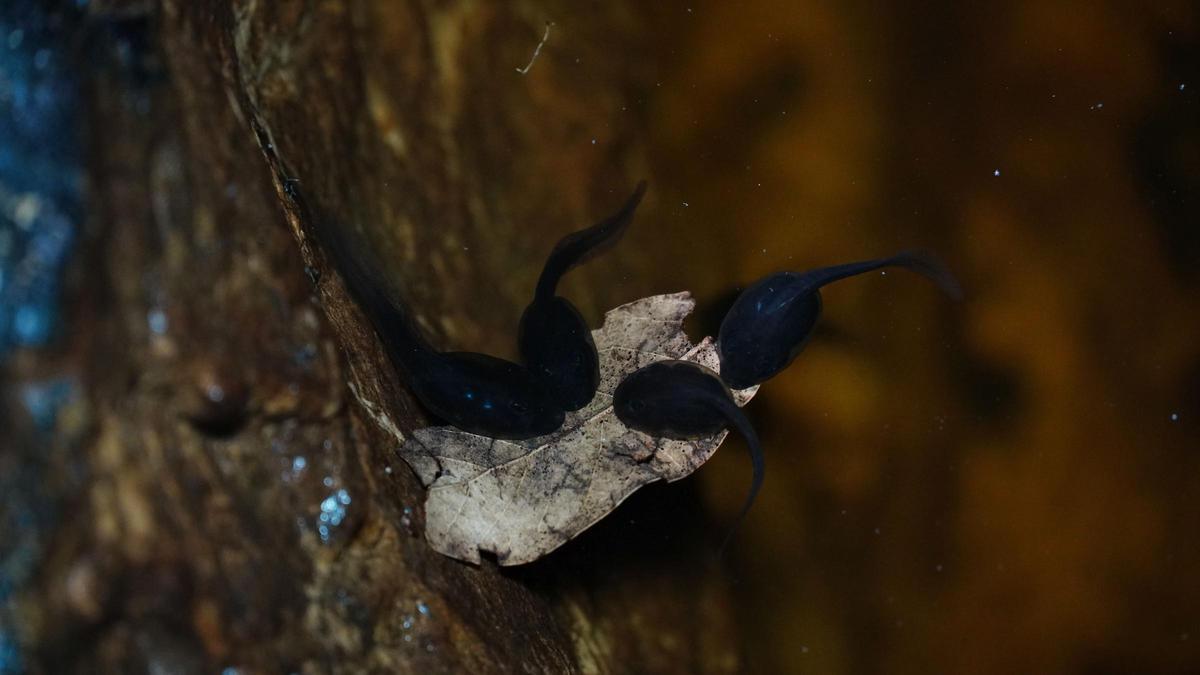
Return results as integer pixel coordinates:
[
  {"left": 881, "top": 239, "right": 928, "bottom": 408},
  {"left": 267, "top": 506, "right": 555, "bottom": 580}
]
[{"left": 398, "top": 293, "right": 758, "bottom": 565}]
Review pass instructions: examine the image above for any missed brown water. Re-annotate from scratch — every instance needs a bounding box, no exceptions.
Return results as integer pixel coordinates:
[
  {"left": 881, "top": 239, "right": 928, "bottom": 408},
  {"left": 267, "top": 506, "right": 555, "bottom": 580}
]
[{"left": 602, "top": 2, "right": 1199, "bottom": 672}]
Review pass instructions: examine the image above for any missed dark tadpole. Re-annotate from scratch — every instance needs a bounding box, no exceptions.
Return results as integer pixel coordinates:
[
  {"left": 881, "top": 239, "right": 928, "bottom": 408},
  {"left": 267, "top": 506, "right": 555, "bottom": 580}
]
[
  {"left": 613, "top": 359, "right": 763, "bottom": 552},
  {"left": 518, "top": 181, "right": 647, "bottom": 411},
  {"left": 718, "top": 249, "right": 963, "bottom": 389},
  {"left": 297, "top": 187, "right": 564, "bottom": 440}
]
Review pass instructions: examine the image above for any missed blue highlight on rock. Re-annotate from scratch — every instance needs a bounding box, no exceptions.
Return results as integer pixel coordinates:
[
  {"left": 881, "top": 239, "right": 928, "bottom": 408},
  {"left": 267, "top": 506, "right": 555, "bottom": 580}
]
[{"left": 0, "top": 1, "right": 83, "bottom": 359}]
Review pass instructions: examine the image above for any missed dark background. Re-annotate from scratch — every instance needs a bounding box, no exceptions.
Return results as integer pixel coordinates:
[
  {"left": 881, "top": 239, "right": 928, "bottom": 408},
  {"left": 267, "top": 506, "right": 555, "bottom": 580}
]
[{"left": 636, "top": 3, "right": 1200, "bottom": 673}]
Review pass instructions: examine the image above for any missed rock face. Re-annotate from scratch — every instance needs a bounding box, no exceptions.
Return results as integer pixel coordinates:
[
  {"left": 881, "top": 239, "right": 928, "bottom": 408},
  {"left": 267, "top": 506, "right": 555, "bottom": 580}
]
[{"left": 0, "top": 2, "right": 737, "bottom": 673}]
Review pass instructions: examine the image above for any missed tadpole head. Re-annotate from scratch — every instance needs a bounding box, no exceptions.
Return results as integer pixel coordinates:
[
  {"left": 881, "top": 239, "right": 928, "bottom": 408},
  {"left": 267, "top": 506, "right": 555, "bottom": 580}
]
[
  {"left": 419, "top": 351, "right": 566, "bottom": 440},
  {"left": 492, "top": 387, "right": 566, "bottom": 438},
  {"left": 718, "top": 273, "right": 822, "bottom": 389},
  {"left": 613, "top": 360, "right": 731, "bottom": 439},
  {"left": 518, "top": 297, "right": 600, "bottom": 411}
]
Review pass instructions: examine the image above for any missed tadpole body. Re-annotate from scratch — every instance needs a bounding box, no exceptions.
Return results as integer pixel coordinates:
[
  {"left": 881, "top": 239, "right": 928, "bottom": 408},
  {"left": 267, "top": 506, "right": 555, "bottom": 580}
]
[
  {"left": 519, "top": 182, "right": 647, "bottom": 410},
  {"left": 613, "top": 360, "right": 763, "bottom": 549},
  {"left": 301, "top": 191, "right": 564, "bottom": 440},
  {"left": 718, "top": 250, "right": 962, "bottom": 389}
]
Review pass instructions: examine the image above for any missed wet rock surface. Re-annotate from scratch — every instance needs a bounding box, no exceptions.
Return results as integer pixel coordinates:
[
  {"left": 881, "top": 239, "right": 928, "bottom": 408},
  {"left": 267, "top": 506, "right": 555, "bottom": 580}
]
[{"left": 0, "top": 2, "right": 736, "bottom": 673}]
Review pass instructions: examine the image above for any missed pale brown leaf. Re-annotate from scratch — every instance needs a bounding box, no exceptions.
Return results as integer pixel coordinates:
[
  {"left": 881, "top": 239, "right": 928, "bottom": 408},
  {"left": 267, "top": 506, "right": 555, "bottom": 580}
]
[{"left": 397, "top": 292, "right": 758, "bottom": 565}]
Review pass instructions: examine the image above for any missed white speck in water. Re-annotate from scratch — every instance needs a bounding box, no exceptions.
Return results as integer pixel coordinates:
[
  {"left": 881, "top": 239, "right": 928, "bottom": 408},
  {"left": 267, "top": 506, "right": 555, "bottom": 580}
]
[
  {"left": 681, "top": 201, "right": 689, "bottom": 207},
  {"left": 323, "top": 475, "right": 334, "bottom": 487},
  {"left": 1170, "top": 412, "right": 1179, "bottom": 421},
  {"left": 384, "top": 466, "right": 393, "bottom": 474},
  {"left": 292, "top": 456, "right": 307, "bottom": 472},
  {"left": 206, "top": 383, "right": 226, "bottom": 403},
  {"left": 590, "top": 138, "right": 596, "bottom": 145},
  {"left": 1180, "top": 84, "right": 1186, "bottom": 91},
  {"left": 417, "top": 600, "right": 430, "bottom": 616},
  {"left": 993, "top": 169, "right": 1000, "bottom": 177}
]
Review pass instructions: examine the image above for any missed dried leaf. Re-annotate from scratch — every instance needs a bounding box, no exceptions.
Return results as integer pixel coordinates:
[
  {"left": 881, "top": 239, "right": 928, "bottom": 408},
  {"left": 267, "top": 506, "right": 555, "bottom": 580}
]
[{"left": 398, "top": 292, "right": 758, "bottom": 565}]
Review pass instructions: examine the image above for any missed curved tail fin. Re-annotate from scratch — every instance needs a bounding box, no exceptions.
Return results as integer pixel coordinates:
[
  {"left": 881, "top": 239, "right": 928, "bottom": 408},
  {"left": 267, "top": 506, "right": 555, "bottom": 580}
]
[
  {"left": 713, "top": 395, "right": 764, "bottom": 557},
  {"left": 798, "top": 249, "right": 964, "bottom": 300},
  {"left": 889, "top": 249, "right": 965, "bottom": 300},
  {"left": 535, "top": 181, "right": 648, "bottom": 301},
  {"left": 291, "top": 187, "right": 431, "bottom": 357}
]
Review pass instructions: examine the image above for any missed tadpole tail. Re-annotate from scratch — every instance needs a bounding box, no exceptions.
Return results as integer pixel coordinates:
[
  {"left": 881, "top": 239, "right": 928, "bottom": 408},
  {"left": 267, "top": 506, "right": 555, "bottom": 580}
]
[
  {"left": 534, "top": 180, "right": 647, "bottom": 301},
  {"left": 713, "top": 394, "right": 764, "bottom": 557},
  {"left": 798, "top": 249, "right": 964, "bottom": 300},
  {"left": 889, "top": 249, "right": 965, "bottom": 300},
  {"left": 291, "top": 186, "right": 433, "bottom": 358}
]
